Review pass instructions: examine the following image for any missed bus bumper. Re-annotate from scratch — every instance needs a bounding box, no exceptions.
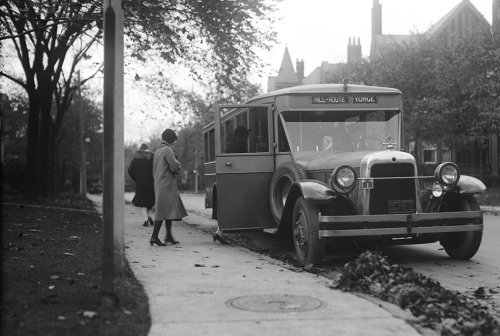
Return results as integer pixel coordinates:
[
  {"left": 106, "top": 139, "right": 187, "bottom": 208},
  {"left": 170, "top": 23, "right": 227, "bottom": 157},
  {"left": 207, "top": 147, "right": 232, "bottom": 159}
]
[{"left": 318, "top": 211, "right": 483, "bottom": 237}]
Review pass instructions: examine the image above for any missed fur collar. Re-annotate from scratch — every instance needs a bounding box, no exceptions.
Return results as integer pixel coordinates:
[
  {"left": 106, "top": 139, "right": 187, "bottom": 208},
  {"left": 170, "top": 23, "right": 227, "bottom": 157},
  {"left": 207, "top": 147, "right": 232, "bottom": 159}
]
[{"left": 134, "top": 149, "right": 154, "bottom": 160}]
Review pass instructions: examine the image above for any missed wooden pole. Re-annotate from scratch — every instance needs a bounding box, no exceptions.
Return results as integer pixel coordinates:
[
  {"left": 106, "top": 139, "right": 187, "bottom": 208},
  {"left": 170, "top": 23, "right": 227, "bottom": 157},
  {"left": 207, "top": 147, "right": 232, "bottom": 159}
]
[
  {"left": 195, "top": 147, "right": 198, "bottom": 194},
  {"left": 102, "top": 0, "right": 124, "bottom": 308},
  {"left": 78, "top": 70, "right": 87, "bottom": 196}
]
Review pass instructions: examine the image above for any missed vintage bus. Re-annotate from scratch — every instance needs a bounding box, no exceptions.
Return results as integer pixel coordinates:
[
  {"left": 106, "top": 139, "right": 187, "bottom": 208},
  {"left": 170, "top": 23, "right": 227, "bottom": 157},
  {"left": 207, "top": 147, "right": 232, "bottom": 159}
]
[{"left": 203, "top": 83, "right": 485, "bottom": 267}]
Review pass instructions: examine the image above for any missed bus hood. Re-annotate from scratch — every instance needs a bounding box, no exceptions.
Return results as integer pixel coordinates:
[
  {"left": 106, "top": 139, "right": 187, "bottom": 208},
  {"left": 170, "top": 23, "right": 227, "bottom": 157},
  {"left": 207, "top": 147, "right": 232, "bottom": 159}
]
[{"left": 295, "top": 151, "right": 374, "bottom": 171}]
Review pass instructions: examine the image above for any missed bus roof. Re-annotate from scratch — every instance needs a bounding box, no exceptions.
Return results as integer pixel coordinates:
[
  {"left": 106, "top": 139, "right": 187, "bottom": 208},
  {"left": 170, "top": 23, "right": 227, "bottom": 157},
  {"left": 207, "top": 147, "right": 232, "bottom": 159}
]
[
  {"left": 203, "top": 84, "right": 402, "bottom": 131},
  {"left": 246, "top": 83, "right": 402, "bottom": 103}
]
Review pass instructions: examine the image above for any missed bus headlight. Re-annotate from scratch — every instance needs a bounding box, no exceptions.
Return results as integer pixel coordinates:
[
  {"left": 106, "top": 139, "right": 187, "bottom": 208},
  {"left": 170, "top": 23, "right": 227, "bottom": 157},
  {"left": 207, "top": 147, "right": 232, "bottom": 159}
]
[
  {"left": 434, "top": 162, "right": 460, "bottom": 187},
  {"left": 431, "top": 183, "right": 443, "bottom": 197},
  {"left": 331, "top": 165, "right": 357, "bottom": 193}
]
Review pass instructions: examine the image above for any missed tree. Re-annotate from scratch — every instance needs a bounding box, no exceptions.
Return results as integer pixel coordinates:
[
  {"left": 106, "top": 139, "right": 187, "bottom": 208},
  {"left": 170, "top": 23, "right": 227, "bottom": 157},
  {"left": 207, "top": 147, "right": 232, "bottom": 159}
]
[
  {"left": 432, "top": 24, "right": 500, "bottom": 180},
  {"left": 1, "top": 0, "right": 280, "bottom": 198},
  {"left": 1, "top": 0, "right": 103, "bottom": 198}
]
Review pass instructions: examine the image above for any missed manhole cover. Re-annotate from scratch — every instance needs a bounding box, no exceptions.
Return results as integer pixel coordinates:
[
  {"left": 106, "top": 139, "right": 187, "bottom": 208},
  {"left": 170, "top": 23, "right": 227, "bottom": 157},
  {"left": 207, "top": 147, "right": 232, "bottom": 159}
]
[{"left": 227, "top": 294, "right": 325, "bottom": 313}]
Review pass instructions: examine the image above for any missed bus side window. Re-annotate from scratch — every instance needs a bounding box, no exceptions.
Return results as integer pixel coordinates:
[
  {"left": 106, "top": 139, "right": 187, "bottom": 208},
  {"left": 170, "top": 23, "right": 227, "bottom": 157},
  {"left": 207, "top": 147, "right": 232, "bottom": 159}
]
[
  {"left": 223, "top": 110, "right": 249, "bottom": 154},
  {"left": 209, "top": 129, "right": 215, "bottom": 161},
  {"left": 204, "top": 132, "right": 209, "bottom": 162},
  {"left": 248, "top": 107, "right": 269, "bottom": 153},
  {"left": 278, "top": 116, "right": 290, "bottom": 152}
]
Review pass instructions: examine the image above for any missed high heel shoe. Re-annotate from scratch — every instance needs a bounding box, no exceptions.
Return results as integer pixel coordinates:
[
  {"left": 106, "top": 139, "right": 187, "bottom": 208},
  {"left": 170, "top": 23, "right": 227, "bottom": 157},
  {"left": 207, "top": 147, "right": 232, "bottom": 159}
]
[
  {"left": 213, "top": 233, "right": 229, "bottom": 245},
  {"left": 165, "top": 236, "right": 179, "bottom": 245},
  {"left": 143, "top": 221, "right": 148, "bottom": 227},
  {"left": 148, "top": 217, "right": 154, "bottom": 226},
  {"left": 149, "top": 238, "right": 166, "bottom": 246}
]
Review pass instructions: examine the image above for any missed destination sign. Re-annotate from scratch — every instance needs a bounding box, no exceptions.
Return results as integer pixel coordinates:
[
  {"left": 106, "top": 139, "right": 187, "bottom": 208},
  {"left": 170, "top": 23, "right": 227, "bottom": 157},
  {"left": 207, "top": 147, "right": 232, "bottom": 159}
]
[{"left": 311, "top": 96, "right": 378, "bottom": 104}]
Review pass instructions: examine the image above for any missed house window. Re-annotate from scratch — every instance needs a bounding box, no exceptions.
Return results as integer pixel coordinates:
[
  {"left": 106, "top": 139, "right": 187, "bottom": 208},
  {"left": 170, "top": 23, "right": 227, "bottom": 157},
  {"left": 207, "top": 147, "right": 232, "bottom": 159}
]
[
  {"left": 423, "top": 149, "right": 436, "bottom": 164},
  {"left": 422, "top": 142, "right": 436, "bottom": 164}
]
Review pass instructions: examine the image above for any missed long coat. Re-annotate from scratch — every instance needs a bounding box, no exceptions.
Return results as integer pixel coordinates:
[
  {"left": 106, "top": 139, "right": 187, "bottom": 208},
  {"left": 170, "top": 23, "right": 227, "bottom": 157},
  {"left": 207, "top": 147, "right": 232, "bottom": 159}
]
[
  {"left": 153, "top": 141, "right": 187, "bottom": 221},
  {"left": 127, "top": 150, "right": 155, "bottom": 208}
]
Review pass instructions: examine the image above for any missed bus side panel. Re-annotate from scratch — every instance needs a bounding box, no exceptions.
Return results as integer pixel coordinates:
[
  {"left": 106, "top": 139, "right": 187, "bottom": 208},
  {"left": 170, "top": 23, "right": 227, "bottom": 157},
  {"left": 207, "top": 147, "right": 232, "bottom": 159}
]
[
  {"left": 216, "top": 173, "right": 276, "bottom": 230},
  {"left": 204, "top": 162, "right": 216, "bottom": 208},
  {"left": 275, "top": 153, "right": 293, "bottom": 168}
]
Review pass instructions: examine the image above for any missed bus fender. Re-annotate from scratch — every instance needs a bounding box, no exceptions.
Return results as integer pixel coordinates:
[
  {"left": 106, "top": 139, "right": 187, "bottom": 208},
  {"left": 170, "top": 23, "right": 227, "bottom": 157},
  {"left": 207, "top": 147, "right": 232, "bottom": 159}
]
[
  {"left": 277, "top": 180, "right": 336, "bottom": 234},
  {"left": 452, "top": 175, "right": 486, "bottom": 195},
  {"left": 293, "top": 180, "right": 337, "bottom": 204}
]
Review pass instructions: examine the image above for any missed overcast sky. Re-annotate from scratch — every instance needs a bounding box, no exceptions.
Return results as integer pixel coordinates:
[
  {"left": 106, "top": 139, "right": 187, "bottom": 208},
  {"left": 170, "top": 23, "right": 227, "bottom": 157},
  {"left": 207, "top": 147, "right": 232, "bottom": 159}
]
[{"left": 254, "top": 0, "right": 493, "bottom": 89}]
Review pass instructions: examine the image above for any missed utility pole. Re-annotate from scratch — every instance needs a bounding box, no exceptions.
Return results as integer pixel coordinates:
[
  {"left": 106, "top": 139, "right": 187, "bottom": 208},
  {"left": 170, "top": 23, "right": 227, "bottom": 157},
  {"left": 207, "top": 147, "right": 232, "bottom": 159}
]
[
  {"left": 102, "top": 0, "right": 124, "bottom": 309},
  {"left": 78, "top": 70, "right": 87, "bottom": 196},
  {"left": 195, "top": 147, "right": 198, "bottom": 194}
]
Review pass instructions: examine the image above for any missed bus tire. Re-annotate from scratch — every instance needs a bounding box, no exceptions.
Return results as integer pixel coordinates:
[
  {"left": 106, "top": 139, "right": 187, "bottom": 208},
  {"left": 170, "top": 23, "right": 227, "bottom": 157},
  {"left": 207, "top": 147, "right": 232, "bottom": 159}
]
[
  {"left": 270, "top": 162, "right": 306, "bottom": 224},
  {"left": 292, "top": 197, "right": 324, "bottom": 267},
  {"left": 440, "top": 196, "right": 482, "bottom": 260}
]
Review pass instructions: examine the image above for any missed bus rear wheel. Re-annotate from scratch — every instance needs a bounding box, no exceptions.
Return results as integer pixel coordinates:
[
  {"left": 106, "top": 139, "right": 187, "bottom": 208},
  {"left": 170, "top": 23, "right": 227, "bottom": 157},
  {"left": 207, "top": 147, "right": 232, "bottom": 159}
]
[{"left": 292, "top": 197, "right": 324, "bottom": 268}]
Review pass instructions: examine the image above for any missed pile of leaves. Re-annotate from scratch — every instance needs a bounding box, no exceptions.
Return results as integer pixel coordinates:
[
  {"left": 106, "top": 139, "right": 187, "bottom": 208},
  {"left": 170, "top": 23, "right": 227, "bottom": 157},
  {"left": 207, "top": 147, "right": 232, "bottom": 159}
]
[{"left": 332, "top": 251, "right": 500, "bottom": 336}]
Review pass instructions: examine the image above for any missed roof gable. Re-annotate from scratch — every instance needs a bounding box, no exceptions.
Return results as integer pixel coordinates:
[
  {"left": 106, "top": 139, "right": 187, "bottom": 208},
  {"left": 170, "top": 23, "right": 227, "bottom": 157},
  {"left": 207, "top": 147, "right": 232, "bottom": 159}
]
[
  {"left": 426, "top": 0, "right": 489, "bottom": 35},
  {"left": 275, "top": 47, "right": 299, "bottom": 84}
]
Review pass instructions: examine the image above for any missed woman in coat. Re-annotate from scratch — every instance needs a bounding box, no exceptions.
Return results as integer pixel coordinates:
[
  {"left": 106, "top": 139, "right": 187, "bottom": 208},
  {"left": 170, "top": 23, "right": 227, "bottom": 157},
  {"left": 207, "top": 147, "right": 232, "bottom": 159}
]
[
  {"left": 149, "top": 129, "right": 188, "bottom": 246},
  {"left": 128, "top": 143, "right": 155, "bottom": 226}
]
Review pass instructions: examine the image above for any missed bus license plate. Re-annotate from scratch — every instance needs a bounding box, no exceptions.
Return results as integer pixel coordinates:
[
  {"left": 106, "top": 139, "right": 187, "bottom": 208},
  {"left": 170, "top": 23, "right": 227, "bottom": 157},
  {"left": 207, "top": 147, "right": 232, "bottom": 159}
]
[{"left": 388, "top": 200, "right": 414, "bottom": 213}]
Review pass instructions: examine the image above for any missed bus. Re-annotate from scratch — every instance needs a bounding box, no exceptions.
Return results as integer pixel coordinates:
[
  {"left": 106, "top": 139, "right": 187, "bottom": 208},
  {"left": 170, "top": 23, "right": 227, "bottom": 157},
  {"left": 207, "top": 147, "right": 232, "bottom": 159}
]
[{"left": 203, "top": 83, "right": 485, "bottom": 267}]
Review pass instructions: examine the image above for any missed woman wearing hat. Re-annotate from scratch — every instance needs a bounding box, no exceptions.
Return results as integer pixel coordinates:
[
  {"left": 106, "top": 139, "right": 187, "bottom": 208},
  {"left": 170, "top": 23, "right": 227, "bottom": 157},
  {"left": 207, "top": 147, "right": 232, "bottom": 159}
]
[
  {"left": 149, "top": 129, "right": 188, "bottom": 246},
  {"left": 128, "top": 143, "right": 155, "bottom": 226}
]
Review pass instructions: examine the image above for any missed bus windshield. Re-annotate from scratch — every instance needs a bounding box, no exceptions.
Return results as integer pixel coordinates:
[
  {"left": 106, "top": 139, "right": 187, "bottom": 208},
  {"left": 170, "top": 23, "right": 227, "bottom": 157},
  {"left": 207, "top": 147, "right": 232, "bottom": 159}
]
[{"left": 280, "top": 110, "right": 401, "bottom": 159}]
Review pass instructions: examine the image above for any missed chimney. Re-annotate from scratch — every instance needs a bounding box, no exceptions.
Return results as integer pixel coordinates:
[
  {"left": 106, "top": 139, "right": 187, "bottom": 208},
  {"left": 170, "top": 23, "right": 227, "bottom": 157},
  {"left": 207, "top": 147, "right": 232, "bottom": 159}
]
[
  {"left": 371, "top": 0, "right": 382, "bottom": 55},
  {"left": 296, "top": 59, "right": 304, "bottom": 83},
  {"left": 348, "top": 37, "right": 362, "bottom": 64}
]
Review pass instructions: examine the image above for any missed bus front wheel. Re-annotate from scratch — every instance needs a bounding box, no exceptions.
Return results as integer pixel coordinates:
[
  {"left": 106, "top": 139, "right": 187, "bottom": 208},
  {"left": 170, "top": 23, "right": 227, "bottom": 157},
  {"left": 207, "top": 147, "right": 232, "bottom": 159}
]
[{"left": 292, "top": 197, "right": 324, "bottom": 268}]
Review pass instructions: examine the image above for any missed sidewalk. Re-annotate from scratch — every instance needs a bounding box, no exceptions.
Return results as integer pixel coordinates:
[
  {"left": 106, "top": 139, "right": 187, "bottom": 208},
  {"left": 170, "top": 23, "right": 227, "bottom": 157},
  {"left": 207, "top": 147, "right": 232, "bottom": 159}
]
[{"left": 90, "top": 194, "right": 428, "bottom": 336}]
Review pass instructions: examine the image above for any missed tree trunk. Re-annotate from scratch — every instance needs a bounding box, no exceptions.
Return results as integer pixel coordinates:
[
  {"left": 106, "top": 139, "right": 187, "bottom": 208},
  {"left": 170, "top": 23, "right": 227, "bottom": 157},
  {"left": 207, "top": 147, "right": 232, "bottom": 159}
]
[
  {"left": 37, "top": 91, "right": 53, "bottom": 198},
  {"left": 24, "top": 96, "right": 40, "bottom": 200}
]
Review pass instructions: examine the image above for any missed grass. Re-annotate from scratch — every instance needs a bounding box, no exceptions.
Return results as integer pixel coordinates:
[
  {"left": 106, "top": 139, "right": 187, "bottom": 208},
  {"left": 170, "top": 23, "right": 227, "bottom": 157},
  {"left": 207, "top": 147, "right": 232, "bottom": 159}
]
[{"left": 1, "top": 193, "right": 150, "bottom": 336}]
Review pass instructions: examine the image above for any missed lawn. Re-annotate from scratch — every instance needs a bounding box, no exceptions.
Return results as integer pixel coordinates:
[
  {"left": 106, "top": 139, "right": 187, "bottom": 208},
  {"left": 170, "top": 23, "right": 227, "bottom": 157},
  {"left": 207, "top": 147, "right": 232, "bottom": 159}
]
[{"left": 1, "top": 193, "right": 150, "bottom": 336}]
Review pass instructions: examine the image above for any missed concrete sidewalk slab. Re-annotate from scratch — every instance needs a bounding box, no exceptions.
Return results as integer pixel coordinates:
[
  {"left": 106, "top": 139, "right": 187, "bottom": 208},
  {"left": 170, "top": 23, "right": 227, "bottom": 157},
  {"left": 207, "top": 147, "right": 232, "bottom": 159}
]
[{"left": 90, "top": 194, "right": 424, "bottom": 336}]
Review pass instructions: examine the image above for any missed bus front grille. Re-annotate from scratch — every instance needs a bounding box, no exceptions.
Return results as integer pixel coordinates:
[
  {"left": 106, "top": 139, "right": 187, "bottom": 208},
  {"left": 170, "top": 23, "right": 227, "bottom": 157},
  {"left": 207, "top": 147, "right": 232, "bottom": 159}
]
[{"left": 369, "top": 163, "right": 416, "bottom": 215}]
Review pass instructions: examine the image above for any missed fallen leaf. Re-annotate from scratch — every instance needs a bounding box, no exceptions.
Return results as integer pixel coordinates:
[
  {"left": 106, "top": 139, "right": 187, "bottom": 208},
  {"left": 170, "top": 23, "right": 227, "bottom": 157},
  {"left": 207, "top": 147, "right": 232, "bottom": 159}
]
[
  {"left": 40, "top": 293, "right": 59, "bottom": 305},
  {"left": 82, "top": 311, "right": 98, "bottom": 318},
  {"left": 64, "top": 252, "right": 74, "bottom": 257},
  {"left": 194, "top": 264, "right": 205, "bottom": 267},
  {"left": 50, "top": 275, "right": 60, "bottom": 280},
  {"left": 123, "top": 310, "right": 132, "bottom": 315},
  {"left": 211, "top": 265, "right": 219, "bottom": 268},
  {"left": 49, "top": 286, "right": 55, "bottom": 290},
  {"left": 57, "top": 316, "right": 66, "bottom": 321}
]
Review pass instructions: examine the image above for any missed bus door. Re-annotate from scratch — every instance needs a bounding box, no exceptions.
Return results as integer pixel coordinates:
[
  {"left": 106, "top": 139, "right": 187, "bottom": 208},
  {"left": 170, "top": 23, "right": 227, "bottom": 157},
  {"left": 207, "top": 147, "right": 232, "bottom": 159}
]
[{"left": 214, "top": 104, "right": 276, "bottom": 230}]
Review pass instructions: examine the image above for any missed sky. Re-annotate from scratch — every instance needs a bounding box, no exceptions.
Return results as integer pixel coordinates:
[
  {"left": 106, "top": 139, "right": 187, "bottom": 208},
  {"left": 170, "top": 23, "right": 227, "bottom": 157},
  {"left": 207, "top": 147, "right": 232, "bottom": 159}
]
[{"left": 254, "top": 0, "right": 493, "bottom": 90}]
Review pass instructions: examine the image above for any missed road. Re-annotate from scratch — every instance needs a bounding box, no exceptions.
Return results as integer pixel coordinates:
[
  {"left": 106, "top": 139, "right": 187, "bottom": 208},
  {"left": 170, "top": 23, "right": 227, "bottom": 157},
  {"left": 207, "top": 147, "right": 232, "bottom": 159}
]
[{"left": 125, "top": 192, "right": 500, "bottom": 313}]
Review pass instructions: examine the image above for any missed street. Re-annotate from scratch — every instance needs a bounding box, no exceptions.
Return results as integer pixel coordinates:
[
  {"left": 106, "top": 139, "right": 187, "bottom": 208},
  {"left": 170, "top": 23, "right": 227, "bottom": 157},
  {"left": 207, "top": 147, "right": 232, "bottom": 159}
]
[{"left": 167, "top": 193, "right": 500, "bottom": 314}]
